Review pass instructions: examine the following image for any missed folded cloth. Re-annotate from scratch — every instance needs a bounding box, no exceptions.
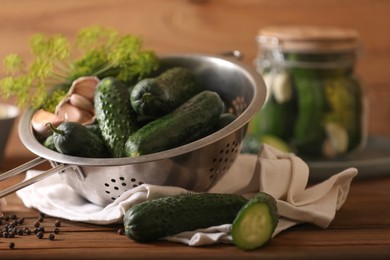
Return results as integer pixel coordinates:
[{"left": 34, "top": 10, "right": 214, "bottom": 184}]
[{"left": 16, "top": 144, "right": 357, "bottom": 246}]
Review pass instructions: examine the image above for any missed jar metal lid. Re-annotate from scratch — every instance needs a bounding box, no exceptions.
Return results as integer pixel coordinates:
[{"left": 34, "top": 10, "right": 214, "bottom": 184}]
[{"left": 257, "top": 26, "right": 360, "bottom": 53}]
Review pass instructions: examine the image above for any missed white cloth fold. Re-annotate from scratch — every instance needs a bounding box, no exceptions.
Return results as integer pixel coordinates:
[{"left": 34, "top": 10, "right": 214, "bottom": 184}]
[{"left": 16, "top": 144, "right": 357, "bottom": 246}]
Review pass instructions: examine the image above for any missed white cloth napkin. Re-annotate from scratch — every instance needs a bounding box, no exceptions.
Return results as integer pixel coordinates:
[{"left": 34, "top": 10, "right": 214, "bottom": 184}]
[{"left": 16, "top": 144, "right": 357, "bottom": 246}]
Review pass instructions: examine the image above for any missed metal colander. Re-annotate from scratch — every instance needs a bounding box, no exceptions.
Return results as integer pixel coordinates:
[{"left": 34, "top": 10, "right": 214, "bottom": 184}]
[{"left": 0, "top": 53, "right": 266, "bottom": 207}]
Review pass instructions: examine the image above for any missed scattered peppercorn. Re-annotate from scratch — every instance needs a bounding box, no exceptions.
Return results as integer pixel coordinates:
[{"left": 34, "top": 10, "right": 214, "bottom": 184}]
[
  {"left": 34, "top": 221, "right": 40, "bottom": 228},
  {"left": 117, "top": 228, "right": 124, "bottom": 235},
  {"left": 9, "top": 242, "right": 15, "bottom": 249},
  {"left": 49, "top": 233, "right": 55, "bottom": 240},
  {"left": 18, "top": 218, "right": 25, "bottom": 225},
  {"left": 37, "top": 231, "right": 44, "bottom": 239},
  {"left": 53, "top": 227, "right": 60, "bottom": 234},
  {"left": 54, "top": 220, "right": 61, "bottom": 227},
  {"left": 24, "top": 228, "right": 32, "bottom": 235}
]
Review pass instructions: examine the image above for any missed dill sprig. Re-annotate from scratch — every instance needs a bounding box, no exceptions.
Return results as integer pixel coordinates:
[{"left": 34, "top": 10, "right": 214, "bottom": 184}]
[{"left": 0, "top": 25, "right": 159, "bottom": 111}]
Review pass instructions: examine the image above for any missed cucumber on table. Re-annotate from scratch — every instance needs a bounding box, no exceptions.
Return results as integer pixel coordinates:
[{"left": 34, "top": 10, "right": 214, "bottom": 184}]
[
  {"left": 130, "top": 67, "right": 201, "bottom": 117},
  {"left": 124, "top": 193, "right": 248, "bottom": 242},
  {"left": 46, "top": 122, "right": 109, "bottom": 158},
  {"left": 232, "top": 192, "right": 278, "bottom": 250},
  {"left": 125, "top": 90, "right": 224, "bottom": 157},
  {"left": 94, "top": 77, "right": 138, "bottom": 157}
]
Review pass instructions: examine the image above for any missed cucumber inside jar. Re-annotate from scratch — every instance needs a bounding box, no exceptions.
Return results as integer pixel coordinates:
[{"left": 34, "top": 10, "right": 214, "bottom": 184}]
[{"left": 245, "top": 52, "right": 365, "bottom": 159}]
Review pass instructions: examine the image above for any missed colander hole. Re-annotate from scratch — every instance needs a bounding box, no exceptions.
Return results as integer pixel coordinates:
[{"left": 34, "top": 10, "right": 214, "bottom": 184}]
[
  {"left": 220, "top": 149, "right": 224, "bottom": 154},
  {"left": 131, "top": 178, "right": 136, "bottom": 182},
  {"left": 225, "top": 158, "right": 228, "bottom": 162},
  {"left": 139, "top": 182, "right": 144, "bottom": 185},
  {"left": 209, "top": 175, "right": 214, "bottom": 179},
  {"left": 105, "top": 191, "right": 110, "bottom": 194},
  {"left": 219, "top": 158, "right": 222, "bottom": 162},
  {"left": 213, "top": 158, "right": 217, "bottom": 163},
  {"left": 119, "top": 177, "right": 125, "bottom": 181},
  {"left": 209, "top": 168, "right": 214, "bottom": 172},
  {"left": 114, "top": 187, "right": 119, "bottom": 190},
  {"left": 122, "top": 183, "right": 127, "bottom": 186},
  {"left": 226, "top": 143, "right": 230, "bottom": 148},
  {"left": 104, "top": 183, "right": 109, "bottom": 187},
  {"left": 111, "top": 179, "right": 116, "bottom": 183},
  {"left": 225, "top": 149, "right": 229, "bottom": 154},
  {"left": 133, "top": 184, "right": 138, "bottom": 188},
  {"left": 111, "top": 197, "right": 116, "bottom": 201}
]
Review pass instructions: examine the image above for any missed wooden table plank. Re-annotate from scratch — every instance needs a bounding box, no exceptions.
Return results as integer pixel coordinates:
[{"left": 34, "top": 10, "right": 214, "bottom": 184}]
[
  {"left": 1, "top": 174, "right": 390, "bottom": 259},
  {"left": 1, "top": 1, "right": 390, "bottom": 258}
]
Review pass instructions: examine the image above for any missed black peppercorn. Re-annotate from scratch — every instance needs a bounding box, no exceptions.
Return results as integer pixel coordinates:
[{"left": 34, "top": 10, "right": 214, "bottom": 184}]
[
  {"left": 49, "top": 233, "right": 55, "bottom": 240},
  {"left": 54, "top": 220, "right": 61, "bottom": 227},
  {"left": 17, "top": 218, "right": 25, "bottom": 225},
  {"left": 37, "top": 231, "right": 44, "bottom": 239},
  {"left": 9, "top": 242, "right": 15, "bottom": 249}
]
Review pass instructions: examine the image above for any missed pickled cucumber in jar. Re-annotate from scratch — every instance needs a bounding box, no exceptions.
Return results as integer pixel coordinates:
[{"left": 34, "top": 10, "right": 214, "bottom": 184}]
[{"left": 244, "top": 26, "right": 367, "bottom": 159}]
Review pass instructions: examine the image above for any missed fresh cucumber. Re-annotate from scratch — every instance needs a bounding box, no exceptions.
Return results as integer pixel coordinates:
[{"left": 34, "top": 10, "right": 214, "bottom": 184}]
[
  {"left": 85, "top": 123, "right": 102, "bottom": 137},
  {"left": 125, "top": 90, "right": 224, "bottom": 157},
  {"left": 46, "top": 122, "right": 109, "bottom": 158},
  {"left": 124, "top": 193, "right": 248, "bottom": 242},
  {"left": 215, "top": 113, "right": 237, "bottom": 130},
  {"left": 232, "top": 192, "right": 278, "bottom": 250},
  {"left": 130, "top": 67, "right": 201, "bottom": 117},
  {"left": 43, "top": 134, "right": 56, "bottom": 151},
  {"left": 94, "top": 77, "right": 138, "bottom": 157}
]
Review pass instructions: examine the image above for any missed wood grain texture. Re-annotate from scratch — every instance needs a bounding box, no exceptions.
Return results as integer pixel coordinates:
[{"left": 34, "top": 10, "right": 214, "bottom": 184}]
[
  {"left": 0, "top": 2, "right": 390, "bottom": 258},
  {"left": 1, "top": 172, "right": 389, "bottom": 259}
]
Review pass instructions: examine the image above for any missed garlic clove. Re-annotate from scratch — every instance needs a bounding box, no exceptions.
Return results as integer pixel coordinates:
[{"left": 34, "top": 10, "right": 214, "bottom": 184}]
[
  {"left": 56, "top": 103, "right": 95, "bottom": 125},
  {"left": 31, "top": 109, "right": 64, "bottom": 137},
  {"left": 69, "top": 93, "right": 95, "bottom": 113},
  {"left": 68, "top": 76, "right": 100, "bottom": 101}
]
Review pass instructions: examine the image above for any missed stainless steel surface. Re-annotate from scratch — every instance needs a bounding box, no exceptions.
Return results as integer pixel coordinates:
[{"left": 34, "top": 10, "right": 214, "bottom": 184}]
[{"left": 12, "top": 53, "right": 266, "bottom": 206}]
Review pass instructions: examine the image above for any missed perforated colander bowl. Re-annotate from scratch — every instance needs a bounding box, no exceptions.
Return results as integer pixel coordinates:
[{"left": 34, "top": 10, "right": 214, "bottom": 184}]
[{"left": 2, "top": 53, "right": 266, "bottom": 207}]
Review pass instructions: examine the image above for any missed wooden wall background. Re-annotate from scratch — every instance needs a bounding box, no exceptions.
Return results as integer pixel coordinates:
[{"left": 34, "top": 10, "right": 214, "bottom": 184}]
[{"left": 0, "top": 0, "right": 389, "bottom": 161}]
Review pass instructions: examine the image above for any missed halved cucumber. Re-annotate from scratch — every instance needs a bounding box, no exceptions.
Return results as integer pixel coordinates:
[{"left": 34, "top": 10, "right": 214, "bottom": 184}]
[{"left": 231, "top": 192, "right": 278, "bottom": 250}]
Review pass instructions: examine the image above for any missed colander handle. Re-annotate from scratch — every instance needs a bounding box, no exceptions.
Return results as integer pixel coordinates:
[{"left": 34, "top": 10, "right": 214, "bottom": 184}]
[{"left": 0, "top": 157, "right": 70, "bottom": 198}]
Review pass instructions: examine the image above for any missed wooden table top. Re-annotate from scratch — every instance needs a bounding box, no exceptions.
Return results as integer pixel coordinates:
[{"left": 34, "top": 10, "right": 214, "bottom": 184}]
[
  {"left": 1, "top": 0, "right": 390, "bottom": 259},
  {"left": 1, "top": 166, "right": 389, "bottom": 259}
]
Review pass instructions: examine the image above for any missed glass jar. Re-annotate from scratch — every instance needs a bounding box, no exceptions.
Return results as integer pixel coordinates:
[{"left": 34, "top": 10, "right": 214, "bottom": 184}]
[{"left": 246, "top": 26, "right": 368, "bottom": 159}]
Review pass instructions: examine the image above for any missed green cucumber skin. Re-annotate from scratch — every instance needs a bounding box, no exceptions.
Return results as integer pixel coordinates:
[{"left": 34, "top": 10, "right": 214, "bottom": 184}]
[
  {"left": 43, "top": 135, "right": 56, "bottom": 151},
  {"left": 232, "top": 192, "right": 278, "bottom": 250},
  {"left": 124, "top": 193, "right": 248, "bottom": 243},
  {"left": 130, "top": 67, "right": 201, "bottom": 117},
  {"left": 52, "top": 122, "right": 109, "bottom": 158},
  {"left": 125, "top": 90, "right": 224, "bottom": 157},
  {"left": 215, "top": 113, "right": 237, "bottom": 131},
  {"left": 94, "top": 77, "right": 138, "bottom": 158},
  {"left": 253, "top": 94, "right": 296, "bottom": 141},
  {"left": 292, "top": 68, "right": 327, "bottom": 156}
]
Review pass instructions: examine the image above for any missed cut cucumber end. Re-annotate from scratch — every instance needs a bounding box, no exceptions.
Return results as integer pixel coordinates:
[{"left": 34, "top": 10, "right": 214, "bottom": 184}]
[{"left": 231, "top": 203, "right": 274, "bottom": 250}]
